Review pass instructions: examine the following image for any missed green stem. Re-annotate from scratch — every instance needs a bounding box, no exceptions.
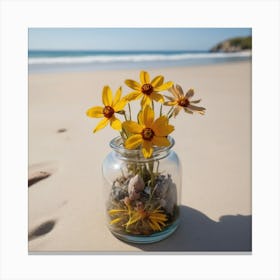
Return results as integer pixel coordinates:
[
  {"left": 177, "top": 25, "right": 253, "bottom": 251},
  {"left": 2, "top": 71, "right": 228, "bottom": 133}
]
[
  {"left": 167, "top": 106, "right": 173, "bottom": 115},
  {"left": 128, "top": 103, "right": 132, "bottom": 120},
  {"left": 150, "top": 183, "right": 158, "bottom": 202},
  {"left": 149, "top": 160, "right": 160, "bottom": 202},
  {"left": 124, "top": 112, "right": 128, "bottom": 121},
  {"left": 119, "top": 131, "right": 125, "bottom": 142},
  {"left": 159, "top": 104, "right": 163, "bottom": 117},
  {"left": 121, "top": 167, "right": 125, "bottom": 178},
  {"left": 156, "top": 160, "right": 160, "bottom": 175},
  {"left": 121, "top": 128, "right": 128, "bottom": 140},
  {"left": 167, "top": 107, "right": 175, "bottom": 119},
  {"left": 148, "top": 161, "right": 155, "bottom": 188},
  {"left": 139, "top": 164, "right": 143, "bottom": 178}
]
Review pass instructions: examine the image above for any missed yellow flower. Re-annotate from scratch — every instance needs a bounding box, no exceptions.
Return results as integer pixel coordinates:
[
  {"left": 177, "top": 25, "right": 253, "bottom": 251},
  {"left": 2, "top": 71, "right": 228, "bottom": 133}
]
[
  {"left": 109, "top": 201, "right": 168, "bottom": 233},
  {"left": 86, "top": 86, "right": 127, "bottom": 133},
  {"left": 165, "top": 84, "right": 206, "bottom": 117},
  {"left": 126, "top": 206, "right": 168, "bottom": 232},
  {"left": 124, "top": 70, "right": 173, "bottom": 107},
  {"left": 122, "top": 106, "right": 174, "bottom": 158},
  {"left": 108, "top": 208, "right": 130, "bottom": 226}
]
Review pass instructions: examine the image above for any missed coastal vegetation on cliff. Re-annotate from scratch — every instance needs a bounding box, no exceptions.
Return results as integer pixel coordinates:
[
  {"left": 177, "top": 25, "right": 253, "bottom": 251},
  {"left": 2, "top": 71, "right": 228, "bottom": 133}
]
[{"left": 210, "top": 36, "right": 252, "bottom": 52}]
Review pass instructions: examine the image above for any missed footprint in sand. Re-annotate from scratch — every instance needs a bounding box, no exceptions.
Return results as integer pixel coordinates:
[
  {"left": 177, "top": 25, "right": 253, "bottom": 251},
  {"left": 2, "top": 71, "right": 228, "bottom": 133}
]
[
  {"left": 28, "top": 162, "right": 61, "bottom": 242},
  {"left": 28, "top": 161, "right": 58, "bottom": 187},
  {"left": 28, "top": 171, "right": 51, "bottom": 187},
  {"left": 57, "top": 128, "right": 67, "bottom": 133},
  {"left": 28, "top": 220, "right": 56, "bottom": 241}
]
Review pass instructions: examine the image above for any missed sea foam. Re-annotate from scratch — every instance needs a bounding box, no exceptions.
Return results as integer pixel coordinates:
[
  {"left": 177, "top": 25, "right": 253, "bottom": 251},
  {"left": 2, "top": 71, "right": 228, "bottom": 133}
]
[{"left": 28, "top": 51, "right": 251, "bottom": 65}]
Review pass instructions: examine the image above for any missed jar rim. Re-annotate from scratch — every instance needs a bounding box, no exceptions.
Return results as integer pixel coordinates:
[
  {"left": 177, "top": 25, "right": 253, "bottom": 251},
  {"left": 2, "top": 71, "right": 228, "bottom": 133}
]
[{"left": 109, "top": 136, "right": 175, "bottom": 162}]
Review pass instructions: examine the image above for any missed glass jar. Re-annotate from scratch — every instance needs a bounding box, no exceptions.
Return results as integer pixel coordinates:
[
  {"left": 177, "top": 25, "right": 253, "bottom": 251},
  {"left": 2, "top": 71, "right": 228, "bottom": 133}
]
[{"left": 102, "top": 136, "right": 181, "bottom": 244}]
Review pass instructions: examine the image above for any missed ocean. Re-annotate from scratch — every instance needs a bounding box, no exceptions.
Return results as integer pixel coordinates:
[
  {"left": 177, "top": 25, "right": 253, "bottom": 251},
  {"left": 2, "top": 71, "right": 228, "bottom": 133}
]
[{"left": 28, "top": 50, "right": 251, "bottom": 73}]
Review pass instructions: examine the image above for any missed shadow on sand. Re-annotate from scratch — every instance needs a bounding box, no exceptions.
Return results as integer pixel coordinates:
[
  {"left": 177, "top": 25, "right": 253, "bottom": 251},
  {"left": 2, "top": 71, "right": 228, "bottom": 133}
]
[{"left": 129, "top": 205, "right": 252, "bottom": 252}]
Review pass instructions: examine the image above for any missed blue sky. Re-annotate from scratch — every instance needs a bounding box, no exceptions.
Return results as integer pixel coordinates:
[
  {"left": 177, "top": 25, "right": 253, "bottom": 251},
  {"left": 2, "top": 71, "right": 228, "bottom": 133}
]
[{"left": 28, "top": 28, "right": 251, "bottom": 51}]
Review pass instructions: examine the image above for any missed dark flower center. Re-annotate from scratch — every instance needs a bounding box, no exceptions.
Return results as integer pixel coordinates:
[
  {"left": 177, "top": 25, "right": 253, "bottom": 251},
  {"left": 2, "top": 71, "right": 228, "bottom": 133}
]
[
  {"left": 103, "top": 106, "right": 114, "bottom": 118},
  {"left": 141, "top": 83, "right": 153, "bottom": 95},
  {"left": 178, "top": 98, "right": 190, "bottom": 107},
  {"left": 141, "top": 128, "right": 154, "bottom": 141}
]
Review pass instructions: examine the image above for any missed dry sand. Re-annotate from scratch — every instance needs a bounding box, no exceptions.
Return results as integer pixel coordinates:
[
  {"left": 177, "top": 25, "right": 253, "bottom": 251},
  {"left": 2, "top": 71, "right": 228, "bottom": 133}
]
[{"left": 28, "top": 61, "right": 252, "bottom": 252}]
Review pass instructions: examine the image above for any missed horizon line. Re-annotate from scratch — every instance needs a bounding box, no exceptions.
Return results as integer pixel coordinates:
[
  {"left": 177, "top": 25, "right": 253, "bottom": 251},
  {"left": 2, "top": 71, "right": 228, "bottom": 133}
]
[{"left": 28, "top": 48, "right": 210, "bottom": 52}]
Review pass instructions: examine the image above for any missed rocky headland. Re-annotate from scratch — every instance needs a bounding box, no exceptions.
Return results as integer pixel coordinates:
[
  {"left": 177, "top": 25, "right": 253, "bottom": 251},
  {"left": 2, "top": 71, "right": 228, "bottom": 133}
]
[{"left": 210, "top": 36, "right": 252, "bottom": 52}]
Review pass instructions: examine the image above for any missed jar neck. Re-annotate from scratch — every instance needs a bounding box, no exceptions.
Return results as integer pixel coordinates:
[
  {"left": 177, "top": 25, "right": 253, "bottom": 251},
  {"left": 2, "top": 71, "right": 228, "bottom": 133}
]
[{"left": 109, "top": 136, "right": 175, "bottom": 162}]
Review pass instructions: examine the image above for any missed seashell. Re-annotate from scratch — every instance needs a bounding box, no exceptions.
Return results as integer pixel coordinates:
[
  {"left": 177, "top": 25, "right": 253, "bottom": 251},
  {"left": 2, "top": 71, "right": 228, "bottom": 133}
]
[
  {"left": 154, "top": 176, "right": 172, "bottom": 198},
  {"left": 159, "top": 199, "right": 167, "bottom": 208},
  {"left": 128, "top": 174, "right": 145, "bottom": 193},
  {"left": 112, "top": 187, "right": 126, "bottom": 200},
  {"left": 129, "top": 190, "right": 141, "bottom": 200},
  {"left": 164, "top": 182, "right": 177, "bottom": 214},
  {"left": 144, "top": 186, "right": 151, "bottom": 195}
]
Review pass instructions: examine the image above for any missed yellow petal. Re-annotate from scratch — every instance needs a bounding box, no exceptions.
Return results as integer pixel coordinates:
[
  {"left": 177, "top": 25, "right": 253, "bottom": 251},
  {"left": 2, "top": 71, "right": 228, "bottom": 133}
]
[
  {"left": 86, "top": 106, "right": 104, "bottom": 118},
  {"left": 183, "top": 107, "right": 194, "bottom": 114},
  {"left": 126, "top": 213, "right": 141, "bottom": 226},
  {"left": 164, "top": 95, "right": 175, "bottom": 101},
  {"left": 150, "top": 213, "right": 168, "bottom": 221},
  {"left": 143, "top": 105, "right": 154, "bottom": 127},
  {"left": 112, "top": 87, "right": 122, "bottom": 106},
  {"left": 140, "top": 71, "right": 150, "bottom": 84},
  {"left": 108, "top": 209, "right": 128, "bottom": 215},
  {"left": 151, "top": 75, "right": 164, "bottom": 87},
  {"left": 110, "top": 116, "right": 122, "bottom": 131},
  {"left": 154, "top": 220, "right": 167, "bottom": 226},
  {"left": 164, "top": 101, "right": 177, "bottom": 106},
  {"left": 152, "top": 136, "right": 170, "bottom": 147},
  {"left": 188, "top": 104, "right": 206, "bottom": 113},
  {"left": 125, "top": 134, "right": 143, "bottom": 149},
  {"left": 185, "top": 88, "right": 194, "bottom": 99},
  {"left": 124, "top": 91, "right": 142, "bottom": 101},
  {"left": 151, "top": 116, "right": 174, "bottom": 136},
  {"left": 141, "top": 95, "right": 151, "bottom": 107},
  {"left": 142, "top": 140, "right": 153, "bottom": 158},
  {"left": 154, "top": 81, "right": 173, "bottom": 92},
  {"left": 149, "top": 220, "right": 162, "bottom": 231},
  {"left": 148, "top": 221, "right": 159, "bottom": 231},
  {"left": 150, "top": 92, "right": 164, "bottom": 103},
  {"left": 168, "top": 85, "right": 180, "bottom": 99},
  {"left": 93, "top": 118, "right": 109, "bottom": 133},
  {"left": 122, "top": 121, "right": 143, "bottom": 134},
  {"left": 175, "top": 84, "right": 184, "bottom": 97},
  {"left": 125, "top": 79, "right": 141, "bottom": 91},
  {"left": 110, "top": 217, "right": 123, "bottom": 225},
  {"left": 190, "top": 99, "right": 202, "bottom": 104},
  {"left": 137, "top": 110, "right": 144, "bottom": 126},
  {"left": 174, "top": 106, "right": 182, "bottom": 117},
  {"left": 113, "top": 98, "right": 127, "bottom": 112},
  {"left": 102, "top": 86, "right": 113, "bottom": 106}
]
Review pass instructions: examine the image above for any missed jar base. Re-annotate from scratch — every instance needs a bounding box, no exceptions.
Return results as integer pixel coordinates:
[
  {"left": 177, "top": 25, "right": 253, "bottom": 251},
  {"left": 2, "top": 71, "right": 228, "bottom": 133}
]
[{"left": 109, "top": 219, "right": 180, "bottom": 244}]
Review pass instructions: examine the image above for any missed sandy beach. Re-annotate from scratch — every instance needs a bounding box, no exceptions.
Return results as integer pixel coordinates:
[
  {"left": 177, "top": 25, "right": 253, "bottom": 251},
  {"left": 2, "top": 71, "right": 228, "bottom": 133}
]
[{"left": 28, "top": 61, "right": 251, "bottom": 252}]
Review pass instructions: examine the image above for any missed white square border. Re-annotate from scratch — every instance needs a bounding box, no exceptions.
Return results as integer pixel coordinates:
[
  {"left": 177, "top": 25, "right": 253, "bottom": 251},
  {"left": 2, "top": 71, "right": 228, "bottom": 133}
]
[{"left": 1, "top": 0, "right": 279, "bottom": 280}]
